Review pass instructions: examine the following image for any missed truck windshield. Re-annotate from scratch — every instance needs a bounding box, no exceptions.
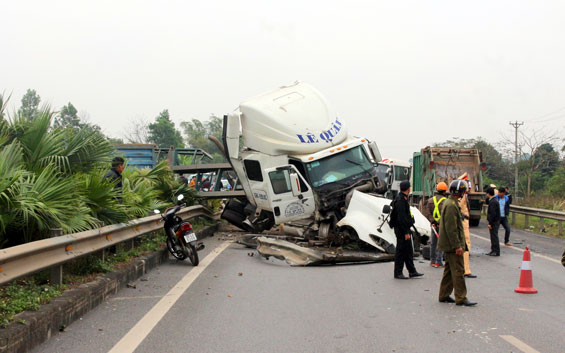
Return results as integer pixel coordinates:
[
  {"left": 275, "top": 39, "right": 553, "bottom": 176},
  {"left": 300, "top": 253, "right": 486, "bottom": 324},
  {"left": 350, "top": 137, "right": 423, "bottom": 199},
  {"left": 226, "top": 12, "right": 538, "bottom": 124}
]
[
  {"left": 394, "top": 166, "right": 410, "bottom": 181},
  {"left": 306, "top": 146, "right": 373, "bottom": 187}
]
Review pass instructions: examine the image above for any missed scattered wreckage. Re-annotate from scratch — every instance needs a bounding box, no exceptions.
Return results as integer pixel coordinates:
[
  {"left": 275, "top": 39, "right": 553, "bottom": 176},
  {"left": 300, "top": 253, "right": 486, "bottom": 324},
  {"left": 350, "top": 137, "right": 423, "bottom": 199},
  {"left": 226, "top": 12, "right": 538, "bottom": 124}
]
[{"left": 217, "top": 82, "right": 431, "bottom": 265}]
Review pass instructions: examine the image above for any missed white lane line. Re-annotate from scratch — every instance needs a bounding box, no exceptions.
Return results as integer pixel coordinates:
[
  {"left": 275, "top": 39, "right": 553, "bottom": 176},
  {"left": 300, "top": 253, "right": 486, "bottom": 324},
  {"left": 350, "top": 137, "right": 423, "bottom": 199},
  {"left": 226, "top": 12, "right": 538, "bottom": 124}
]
[
  {"left": 470, "top": 232, "right": 561, "bottom": 265},
  {"left": 500, "top": 335, "right": 540, "bottom": 353},
  {"left": 108, "top": 241, "right": 231, "bottom": 353}
]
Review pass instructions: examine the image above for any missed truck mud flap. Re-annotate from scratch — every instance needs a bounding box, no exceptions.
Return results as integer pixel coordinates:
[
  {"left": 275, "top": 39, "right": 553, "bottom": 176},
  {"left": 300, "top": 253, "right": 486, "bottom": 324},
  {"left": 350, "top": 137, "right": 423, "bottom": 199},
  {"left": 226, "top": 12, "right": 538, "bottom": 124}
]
[{"left": 255, "top": 237, "right": 394, "bottom": 266}]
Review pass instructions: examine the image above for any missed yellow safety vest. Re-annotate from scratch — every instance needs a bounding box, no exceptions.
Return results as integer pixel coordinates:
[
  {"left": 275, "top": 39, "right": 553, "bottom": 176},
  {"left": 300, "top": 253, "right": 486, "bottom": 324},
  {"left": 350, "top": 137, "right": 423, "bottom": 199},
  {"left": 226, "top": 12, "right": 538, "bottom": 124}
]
[{"left": 432, "top": 196, "right": 446, "bottom": 222}]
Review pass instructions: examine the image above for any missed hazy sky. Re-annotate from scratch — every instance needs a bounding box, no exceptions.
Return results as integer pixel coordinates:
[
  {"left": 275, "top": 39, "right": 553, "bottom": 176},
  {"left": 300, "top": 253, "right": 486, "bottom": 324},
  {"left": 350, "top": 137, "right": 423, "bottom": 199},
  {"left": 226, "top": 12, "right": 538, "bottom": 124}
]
[{"left": 2, "top": 0, "right": 564, "bottom": 160}]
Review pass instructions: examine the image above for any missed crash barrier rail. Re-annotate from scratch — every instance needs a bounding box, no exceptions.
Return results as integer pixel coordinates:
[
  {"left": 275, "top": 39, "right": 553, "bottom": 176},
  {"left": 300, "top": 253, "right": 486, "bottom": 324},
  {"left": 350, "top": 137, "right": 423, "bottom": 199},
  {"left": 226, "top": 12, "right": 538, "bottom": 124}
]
[
  {"left": 509, "top": 205, "right": 565, "bottom": 236},
  {"left": 482, "top": 204, "right": 565, "bottom": 236},
  {"left": 0, "top": 205, "right": 217, "bottom": 286}
]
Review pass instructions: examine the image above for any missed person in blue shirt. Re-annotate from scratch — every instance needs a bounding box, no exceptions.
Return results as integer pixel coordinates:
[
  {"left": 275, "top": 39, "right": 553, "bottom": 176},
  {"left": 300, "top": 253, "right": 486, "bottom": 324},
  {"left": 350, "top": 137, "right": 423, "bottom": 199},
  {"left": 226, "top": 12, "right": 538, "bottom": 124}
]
[{"left": 495, "top": 187, "right": 512, "bottom": 246}]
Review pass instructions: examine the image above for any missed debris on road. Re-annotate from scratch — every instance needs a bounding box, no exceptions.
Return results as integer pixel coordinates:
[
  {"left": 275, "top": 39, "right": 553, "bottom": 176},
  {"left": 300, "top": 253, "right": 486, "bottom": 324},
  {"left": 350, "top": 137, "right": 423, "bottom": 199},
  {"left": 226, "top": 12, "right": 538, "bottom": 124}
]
[
  {"left": 255, "top": 236, "right": 394, "bottom": 266},
  {"left": 126, "top": 282, "right": 136, "bottom": 289}
]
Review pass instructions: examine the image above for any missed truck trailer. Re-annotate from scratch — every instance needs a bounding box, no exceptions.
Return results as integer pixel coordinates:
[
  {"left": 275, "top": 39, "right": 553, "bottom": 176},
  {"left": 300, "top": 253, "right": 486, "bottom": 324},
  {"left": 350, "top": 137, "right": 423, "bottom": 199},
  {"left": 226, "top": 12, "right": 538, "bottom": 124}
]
[{"left": 412, "top": 147, "right": 486, "bottom": 226}]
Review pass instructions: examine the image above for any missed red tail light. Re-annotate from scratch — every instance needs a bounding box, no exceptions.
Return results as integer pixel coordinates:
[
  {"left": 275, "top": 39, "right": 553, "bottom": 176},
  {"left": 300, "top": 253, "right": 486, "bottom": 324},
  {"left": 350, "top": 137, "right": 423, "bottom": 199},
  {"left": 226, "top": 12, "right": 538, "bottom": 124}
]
[{"left": 176, "top": 223, "right": 193, "bottom": 235}]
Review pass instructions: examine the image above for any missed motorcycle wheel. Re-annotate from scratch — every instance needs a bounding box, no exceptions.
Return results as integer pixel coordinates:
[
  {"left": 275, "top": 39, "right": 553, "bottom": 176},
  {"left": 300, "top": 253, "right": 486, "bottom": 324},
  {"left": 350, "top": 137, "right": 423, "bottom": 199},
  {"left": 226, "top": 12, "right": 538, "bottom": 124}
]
[
  {"left": 186, "top": 243, "right": 199, "bottom": 266},
  {"left": 167, "top": 237, "right": 187, "bottom": 260}
]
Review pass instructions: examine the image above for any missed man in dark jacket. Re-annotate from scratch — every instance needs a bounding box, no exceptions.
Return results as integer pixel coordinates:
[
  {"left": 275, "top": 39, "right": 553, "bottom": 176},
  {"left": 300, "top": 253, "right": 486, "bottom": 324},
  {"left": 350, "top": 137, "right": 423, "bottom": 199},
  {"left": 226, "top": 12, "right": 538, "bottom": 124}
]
[
  {"left": 486, "top": 188, "right": 501, "bottom": 256},
  {"left": 104, "top": 157, "right": 125, "bottom": 190},
  {"left": 390, "top": 181, "right": 423, "bottom": 279},
  {"left": 496, "top": 187, "right": 512, "bottom": 246},
  {"left": 438, "top": 180, "right": 476, "bottom": 306}
]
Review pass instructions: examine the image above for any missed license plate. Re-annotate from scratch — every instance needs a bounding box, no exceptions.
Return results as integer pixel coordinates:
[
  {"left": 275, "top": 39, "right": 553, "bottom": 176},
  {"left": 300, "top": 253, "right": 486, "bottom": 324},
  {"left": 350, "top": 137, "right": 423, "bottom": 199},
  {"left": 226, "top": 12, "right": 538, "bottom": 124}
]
[{"left": 184, "top": 232, "right": 197, "bottom": 243}]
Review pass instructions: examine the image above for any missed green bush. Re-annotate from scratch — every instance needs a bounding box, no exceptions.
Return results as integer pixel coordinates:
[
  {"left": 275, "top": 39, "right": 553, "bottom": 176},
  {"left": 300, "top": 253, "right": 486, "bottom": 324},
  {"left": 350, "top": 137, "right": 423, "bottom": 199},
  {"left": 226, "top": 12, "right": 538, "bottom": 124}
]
[{"left": 0, "top": 94, "right": 199, "bottom": 247}]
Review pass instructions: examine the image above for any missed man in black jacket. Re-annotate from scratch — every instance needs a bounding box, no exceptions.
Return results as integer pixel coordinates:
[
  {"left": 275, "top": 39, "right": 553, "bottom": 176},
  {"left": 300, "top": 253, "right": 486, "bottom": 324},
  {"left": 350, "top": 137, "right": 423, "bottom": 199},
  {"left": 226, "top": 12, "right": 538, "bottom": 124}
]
[
  {"left": 486, "top": 188, "right": 501, "bottom": 256},
  {"left": 390, "top": 181, "right": 423, "bottom": 279},
  {"left": 104, "top": 157, "right": 125, "bottom": 190}
]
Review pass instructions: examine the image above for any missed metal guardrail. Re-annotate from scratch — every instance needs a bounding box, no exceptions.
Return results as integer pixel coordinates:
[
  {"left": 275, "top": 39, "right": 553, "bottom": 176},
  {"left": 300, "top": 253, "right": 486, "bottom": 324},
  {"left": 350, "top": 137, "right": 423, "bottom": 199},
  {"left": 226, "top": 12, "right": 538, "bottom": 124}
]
[
  {"left": 509, "top": 205, "right": 565, "bottom": 235},
  {"left": 0, "top": 205, "right": 217, "bottom": 285},
  {"left": 484, "top": 204, "right": 565, "bottom": 235}
]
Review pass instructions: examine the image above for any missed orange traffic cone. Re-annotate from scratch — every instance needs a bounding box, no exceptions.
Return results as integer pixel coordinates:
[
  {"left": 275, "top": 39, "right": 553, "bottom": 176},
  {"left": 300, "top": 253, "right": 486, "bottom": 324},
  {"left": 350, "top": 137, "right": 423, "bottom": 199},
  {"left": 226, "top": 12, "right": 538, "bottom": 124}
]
[{"left": 515, "top": 246, "right": 538, "bottom": 294}]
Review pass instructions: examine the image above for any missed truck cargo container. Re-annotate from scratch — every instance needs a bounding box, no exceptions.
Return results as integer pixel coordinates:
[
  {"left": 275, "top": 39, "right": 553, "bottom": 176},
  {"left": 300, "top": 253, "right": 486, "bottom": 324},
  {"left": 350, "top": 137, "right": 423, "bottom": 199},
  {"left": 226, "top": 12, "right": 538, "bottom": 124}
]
[{"left": 412, "top": 147, "right": 486, "bottom": 226}]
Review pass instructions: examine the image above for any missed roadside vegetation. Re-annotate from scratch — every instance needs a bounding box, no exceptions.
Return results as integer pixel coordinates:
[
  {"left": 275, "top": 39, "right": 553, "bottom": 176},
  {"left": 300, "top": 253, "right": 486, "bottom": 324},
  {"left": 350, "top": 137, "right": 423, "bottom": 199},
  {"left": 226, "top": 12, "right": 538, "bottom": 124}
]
[
  {"left": 0, "top": 93, "right": 198, "bottom": 248},
  {"left": 0, "top": 91, "right": 218, "bottom": 327}
]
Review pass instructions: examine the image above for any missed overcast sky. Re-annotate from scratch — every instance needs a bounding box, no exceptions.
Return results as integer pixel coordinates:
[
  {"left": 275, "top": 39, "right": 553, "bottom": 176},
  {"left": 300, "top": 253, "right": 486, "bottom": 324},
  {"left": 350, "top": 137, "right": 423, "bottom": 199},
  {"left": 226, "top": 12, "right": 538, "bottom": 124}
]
[{"left": 2, "top": 0, "right": 564, "bottom": 160}]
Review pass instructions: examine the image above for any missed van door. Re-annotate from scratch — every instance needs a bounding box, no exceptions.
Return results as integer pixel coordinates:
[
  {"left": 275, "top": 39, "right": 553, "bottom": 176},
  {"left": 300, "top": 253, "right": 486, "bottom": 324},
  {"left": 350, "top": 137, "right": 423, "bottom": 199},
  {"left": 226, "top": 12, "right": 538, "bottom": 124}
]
[{"left": 265, "top": 165, "right": 315, "bottom": 224}]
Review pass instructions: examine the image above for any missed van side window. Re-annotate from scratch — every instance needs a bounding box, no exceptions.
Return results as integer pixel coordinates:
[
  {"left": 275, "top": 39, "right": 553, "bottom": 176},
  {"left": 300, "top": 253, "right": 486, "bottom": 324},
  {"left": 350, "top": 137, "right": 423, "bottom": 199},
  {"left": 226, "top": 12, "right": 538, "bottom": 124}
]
[
  {"left": 244, "top": 160, "right": 263, "bottom": 181},
  {"left": 269, "top": 170, "right": 292, "bottom": 194}
]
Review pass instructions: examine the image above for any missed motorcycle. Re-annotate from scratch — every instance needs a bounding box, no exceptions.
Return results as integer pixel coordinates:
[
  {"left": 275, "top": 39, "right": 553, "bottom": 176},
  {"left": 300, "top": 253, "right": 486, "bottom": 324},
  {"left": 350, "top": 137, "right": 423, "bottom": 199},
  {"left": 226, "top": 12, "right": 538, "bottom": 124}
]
[{"left": 155, "top": 194, "right": 203, "bottom": 266}]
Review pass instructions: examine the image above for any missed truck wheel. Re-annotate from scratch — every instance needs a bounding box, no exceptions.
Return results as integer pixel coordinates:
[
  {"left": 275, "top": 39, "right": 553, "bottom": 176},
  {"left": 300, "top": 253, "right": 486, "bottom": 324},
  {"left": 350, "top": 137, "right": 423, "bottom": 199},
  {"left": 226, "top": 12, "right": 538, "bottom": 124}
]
[
  {"left": 221, "top": 209, "right": 255, "bottom": 232},
  {"left": 469, "top": 218, "right": 480, "bottom": 227},
  {"left": 225, "top": 199, "right": 247, "bottom": 214},
  {"left": 421, "top": 245, "right": 431, "bottom": 260}
]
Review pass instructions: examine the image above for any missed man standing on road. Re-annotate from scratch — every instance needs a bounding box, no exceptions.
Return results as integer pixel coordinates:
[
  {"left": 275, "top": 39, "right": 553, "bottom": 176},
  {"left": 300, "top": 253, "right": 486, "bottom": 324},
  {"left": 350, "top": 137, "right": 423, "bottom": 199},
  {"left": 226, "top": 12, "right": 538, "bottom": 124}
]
[
  {"left": 486, "top": 188, "right": 500, "bottom": 256},
  {"left": 104, "top": 157, "right": 125, "bottom": 190},
  {"left": 458, "top": 177, "right": 477, "bottom": 278},
  {"left": 425, "top": 182, "right": 448, "bottom": 268},
  {"left": 496, "top": 187, "right": 512, "bottom": 246},
  {"left": 390, "top": 181, "right": 424, "bottom": 280},
  {"left": 438, "top": 180, "right": 477, "bottom": 306}
]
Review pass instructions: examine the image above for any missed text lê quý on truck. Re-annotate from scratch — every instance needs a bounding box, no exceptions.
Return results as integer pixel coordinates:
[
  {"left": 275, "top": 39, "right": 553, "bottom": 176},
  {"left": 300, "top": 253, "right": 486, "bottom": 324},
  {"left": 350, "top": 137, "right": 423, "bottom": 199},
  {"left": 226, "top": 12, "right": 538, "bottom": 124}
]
[{"left": 220, "top": 81, "right": 431, "bottom": 254}]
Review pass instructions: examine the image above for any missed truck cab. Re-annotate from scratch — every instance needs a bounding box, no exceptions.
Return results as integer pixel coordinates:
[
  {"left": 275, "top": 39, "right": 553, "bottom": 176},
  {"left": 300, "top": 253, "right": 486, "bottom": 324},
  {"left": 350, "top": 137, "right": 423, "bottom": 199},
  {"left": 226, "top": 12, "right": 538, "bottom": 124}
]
[
  {"left": 376, "top": 158, "right": 412, "bottom": 200},
  {"left": 221, "top": 82, "right": 429, "bottom": 253}
]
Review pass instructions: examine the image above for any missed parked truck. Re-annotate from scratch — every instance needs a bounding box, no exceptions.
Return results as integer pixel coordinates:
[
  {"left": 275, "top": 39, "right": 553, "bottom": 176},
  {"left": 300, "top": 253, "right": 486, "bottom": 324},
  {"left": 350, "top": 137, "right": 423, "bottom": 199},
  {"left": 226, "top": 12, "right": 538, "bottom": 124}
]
[
  {"left": 220, "top": 82, "right": 430, "bottom": 253},
  {"left": 411, "top": 147, "right": 486, "bottom": 226},
  {"left": 374, "top": 158, "right": 412, "bottom": 200}
]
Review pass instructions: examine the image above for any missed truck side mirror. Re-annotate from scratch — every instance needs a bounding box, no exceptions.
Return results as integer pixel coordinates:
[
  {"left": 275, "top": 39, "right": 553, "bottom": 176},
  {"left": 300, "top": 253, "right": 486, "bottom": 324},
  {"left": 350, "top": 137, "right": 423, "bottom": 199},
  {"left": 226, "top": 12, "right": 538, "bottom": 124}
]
[
  {"left": 290, "top": 173, "right": 301, "bottom": 197},
  {"left": 382, "top": 205, "right": 391, "bottom": 214}
]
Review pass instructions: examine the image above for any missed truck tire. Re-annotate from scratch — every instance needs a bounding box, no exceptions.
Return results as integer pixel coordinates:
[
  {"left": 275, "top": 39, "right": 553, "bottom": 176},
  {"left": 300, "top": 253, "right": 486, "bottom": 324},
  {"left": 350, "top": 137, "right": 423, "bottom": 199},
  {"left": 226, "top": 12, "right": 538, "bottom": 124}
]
[
  {"left": 422, "top": 244, "right": 431, "bottom": 260},
  {"left": 469, "top": 218, "right": 480, "bottom": 227},
  {"left": 225, "top": 198, "right": 247, "bottom": 214},
  {"left": 221, "top": 209, "right": 254, "bottom": 232}
]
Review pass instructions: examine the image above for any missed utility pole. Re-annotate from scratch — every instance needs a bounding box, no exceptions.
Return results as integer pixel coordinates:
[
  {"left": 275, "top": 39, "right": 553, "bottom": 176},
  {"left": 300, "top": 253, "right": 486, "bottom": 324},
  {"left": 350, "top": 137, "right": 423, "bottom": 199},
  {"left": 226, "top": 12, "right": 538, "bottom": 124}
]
[{"left": 509, "top": 121, "right": 524, "bottom": 196}]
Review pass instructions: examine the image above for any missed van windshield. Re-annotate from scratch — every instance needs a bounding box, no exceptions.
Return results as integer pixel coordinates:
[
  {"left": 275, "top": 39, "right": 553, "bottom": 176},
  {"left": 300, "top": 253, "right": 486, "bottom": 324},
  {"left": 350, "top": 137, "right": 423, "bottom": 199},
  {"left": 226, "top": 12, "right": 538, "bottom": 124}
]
[{"left": 306, "top": 146, "right": 373, "bottom": 187}]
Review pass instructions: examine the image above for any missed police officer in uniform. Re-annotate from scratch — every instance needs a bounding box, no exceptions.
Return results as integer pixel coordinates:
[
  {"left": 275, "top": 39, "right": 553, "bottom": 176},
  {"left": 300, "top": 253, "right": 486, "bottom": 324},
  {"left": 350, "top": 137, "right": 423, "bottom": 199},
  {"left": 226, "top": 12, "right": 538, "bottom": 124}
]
[
  {"left": 438, "top": 180, "right": 477, "bottom": 306},
  {"left": 391, "top": 181, "right": 424, "bottom": 279}
]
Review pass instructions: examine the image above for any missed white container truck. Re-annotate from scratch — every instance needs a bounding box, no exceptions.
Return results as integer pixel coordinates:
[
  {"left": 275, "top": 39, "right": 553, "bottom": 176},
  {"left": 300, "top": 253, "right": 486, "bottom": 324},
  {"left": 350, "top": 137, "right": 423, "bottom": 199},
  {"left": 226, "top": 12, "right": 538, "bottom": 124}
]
[{"left": 221, "top": 82, "right": 430, "bottom": 253}]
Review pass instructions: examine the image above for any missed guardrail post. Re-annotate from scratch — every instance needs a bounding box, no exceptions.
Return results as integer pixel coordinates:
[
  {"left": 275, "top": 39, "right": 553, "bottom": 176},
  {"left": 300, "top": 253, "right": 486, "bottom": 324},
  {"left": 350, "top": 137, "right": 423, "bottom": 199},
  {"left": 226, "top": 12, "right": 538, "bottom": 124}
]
[
  {"left": 511, "top": 212, "right": 516, "bottom": 225},
  {"left": 539, "top": 217, "right": 544, "bottom": 232},
  {"left": 49, "top": 228, "right": 63, "bottom": 285},
  {"left": 559, "top": 221, "right": 563, "bottom": 236},
  {"left": 525, "top": 215, "right": 529, "bottom": 229}
]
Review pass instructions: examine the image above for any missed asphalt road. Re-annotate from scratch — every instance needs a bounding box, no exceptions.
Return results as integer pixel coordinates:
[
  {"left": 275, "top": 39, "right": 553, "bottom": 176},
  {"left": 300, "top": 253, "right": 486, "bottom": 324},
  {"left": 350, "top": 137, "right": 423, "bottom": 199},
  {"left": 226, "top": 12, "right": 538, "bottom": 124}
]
[{"left": 35, "top": 222, "right": 565, "bottom": 353}]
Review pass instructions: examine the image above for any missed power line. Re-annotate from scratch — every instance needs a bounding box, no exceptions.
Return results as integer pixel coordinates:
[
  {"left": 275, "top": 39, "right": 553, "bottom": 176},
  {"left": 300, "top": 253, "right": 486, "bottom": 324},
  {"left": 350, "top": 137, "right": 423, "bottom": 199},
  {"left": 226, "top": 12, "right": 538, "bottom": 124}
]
[{"left": 528, "top": 106, "right": 565, "bottom": 122}]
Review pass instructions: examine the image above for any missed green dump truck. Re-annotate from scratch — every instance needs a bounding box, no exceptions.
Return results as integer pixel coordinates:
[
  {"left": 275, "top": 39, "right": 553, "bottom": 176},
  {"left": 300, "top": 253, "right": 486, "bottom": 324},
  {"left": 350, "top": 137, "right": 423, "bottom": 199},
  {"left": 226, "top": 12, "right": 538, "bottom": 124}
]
[{"left": 412, "top": 147, "right": 486, "bottom": 226}]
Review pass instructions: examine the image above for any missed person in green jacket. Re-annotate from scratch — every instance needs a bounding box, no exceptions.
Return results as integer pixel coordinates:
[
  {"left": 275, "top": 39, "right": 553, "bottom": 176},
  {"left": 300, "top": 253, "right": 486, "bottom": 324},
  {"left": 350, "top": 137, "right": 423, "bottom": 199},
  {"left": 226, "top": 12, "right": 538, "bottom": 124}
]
[{"left": 437, "top": 180, "right": 477, "bottom": 307}]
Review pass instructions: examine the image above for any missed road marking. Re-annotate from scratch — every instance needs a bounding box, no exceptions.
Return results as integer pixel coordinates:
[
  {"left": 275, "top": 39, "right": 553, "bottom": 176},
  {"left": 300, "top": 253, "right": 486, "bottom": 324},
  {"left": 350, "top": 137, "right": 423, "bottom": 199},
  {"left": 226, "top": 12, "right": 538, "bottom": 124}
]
[
  {"left": 500, "top": 335, "right": 540, "bottom": 353},
  {"left": 110, "top": 295, "right": 168, "bottom": 301},
  {"left": 470, "top": 233, "right": 561, "bottom": 265},
  {"left": 108, "top": 241, "right": 231, "bottom": 353}
]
